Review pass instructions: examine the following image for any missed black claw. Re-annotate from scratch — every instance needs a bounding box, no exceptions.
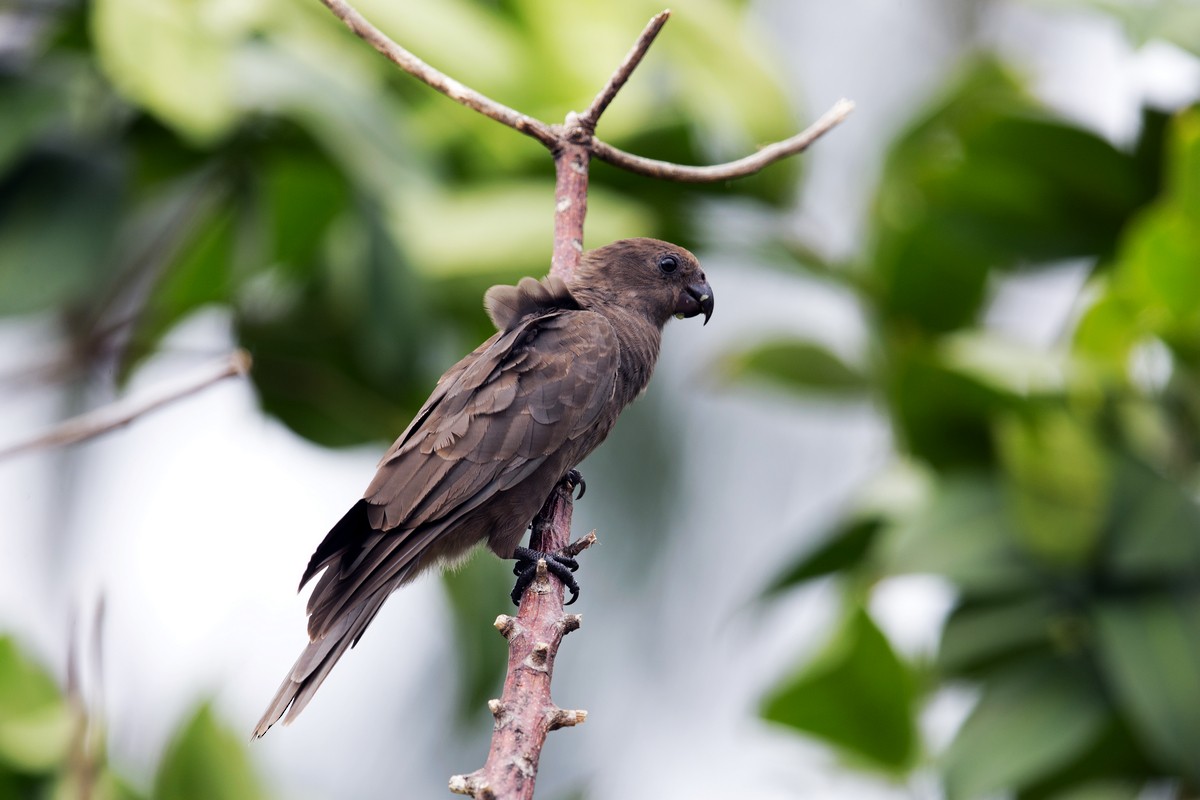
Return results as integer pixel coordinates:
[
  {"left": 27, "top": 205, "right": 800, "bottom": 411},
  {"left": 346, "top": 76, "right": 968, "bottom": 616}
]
[
  {"left": 563, "top": 468, "right": 586, "bottom": 500},
  {"left": 510, "top": 546, "right": 582, "bottom": 605}
]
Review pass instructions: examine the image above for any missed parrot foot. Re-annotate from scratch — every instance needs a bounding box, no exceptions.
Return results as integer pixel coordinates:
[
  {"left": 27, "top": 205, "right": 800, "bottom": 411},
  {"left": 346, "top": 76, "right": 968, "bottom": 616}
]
[
  {"left": 510, "top": 546, "right": 580, "bottom": 606},
  {"left": 562, "top": 468, "right": 586, "bottom": 499}
]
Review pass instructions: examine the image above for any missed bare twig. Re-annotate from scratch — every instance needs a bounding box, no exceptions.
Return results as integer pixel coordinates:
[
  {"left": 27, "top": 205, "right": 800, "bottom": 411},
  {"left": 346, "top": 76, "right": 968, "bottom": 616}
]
[
  {"left": 449, "top": 487, "right": 597, "bottom": 800},
  {"left": 591, "top": 98, "right": 856, "bottom": 182},
  {"left": 577, "top": 10, "right": 671, "bottom": 130},
  {"left": 315, "top": 3, "right": 851, "bottom": 186},
  {"left": 316, "top": 0, "right": 557, "bottom": 148},
  {"left": 0, "top": 350, "right": 251, "bottom": 460}
]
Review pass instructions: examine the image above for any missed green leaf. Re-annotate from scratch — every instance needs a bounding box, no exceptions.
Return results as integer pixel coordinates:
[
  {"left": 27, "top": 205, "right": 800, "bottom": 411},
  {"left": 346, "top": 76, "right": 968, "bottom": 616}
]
[
  {"left": 1077, "top": 107, "right": 1200, "bottom": 368},
  {"left": 55, "top": 769, "right": 150, "bottom": 800},
  {"left": 1104, "top": 454, "right": 1200, "bottom": 579},
  {"left": 118, "top": 177, "right": 236, "bottom": 382},
  {"left": 0, "top": 75, "right": 68, "bottom": 173},
  {"left": 879, "top": 474, "right": 1037, "bottom": 595},
  {"left": 0, "top": 152, "right": 123, "bottom": 316},
  {"left": 884, "top": 350, "right": 1014, "bottom": 469},
  {"left": 0, "top": 638, "right": 72, "bottom": 773},
  {"left": 722, "top": 339, "right": 868, "bottom": 397},
  {"left": 1092, "top": 593, "right": 1200, "bottom": 782},
  {"left": 763, "top": 516, "right": 884, "bottom": 595},
  {"left": 92, "top": 0, "right": 244, "bottom": 142},
  {"left": 937, "top": 595, "right": 1058, "bottom": 677},
  {"left": 398, "top": 181, "right": 652, "bottom": 280},
  {"left": 1046, "top": 782, "right": 1141, "bottom": 800},
  {"left": 153, "top": 703, "right": 267, "bottom": 800},
  {"left": 942, "top": 660, "right": 1108, "bottom": 800},
  {"left": 236, "top": 205, "right": 432, "bottom": 447},
  {"left": 122, "top": 124, "right": 355, "bottom": 383},
  {"left": 995, "top": 409, "right": 1111, "bottom": 566},
  {"left": 872, "top": 59, "right": 1152, "bottom": 336},
  {"left": 762, "top": 606, "right": 917, "bottom": 772}
]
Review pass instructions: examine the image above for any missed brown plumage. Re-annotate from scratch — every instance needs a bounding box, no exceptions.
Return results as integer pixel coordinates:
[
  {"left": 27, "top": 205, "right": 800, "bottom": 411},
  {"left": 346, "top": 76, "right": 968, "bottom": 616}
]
[{"left": 254, "top": 238, "right": 713, "bottom": 737}]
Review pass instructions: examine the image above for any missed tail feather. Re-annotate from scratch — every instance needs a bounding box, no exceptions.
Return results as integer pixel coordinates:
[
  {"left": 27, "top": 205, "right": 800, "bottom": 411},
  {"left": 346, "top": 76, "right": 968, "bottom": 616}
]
[{"left": 252, "top": 589, "right": 391, "bottom": 738}]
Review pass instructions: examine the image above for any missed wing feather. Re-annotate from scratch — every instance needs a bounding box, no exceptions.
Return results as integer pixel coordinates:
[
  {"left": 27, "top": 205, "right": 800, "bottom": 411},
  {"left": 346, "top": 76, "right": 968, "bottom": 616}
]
[{"left": 302, "top": 306, "right": 619, "bottom": 640}]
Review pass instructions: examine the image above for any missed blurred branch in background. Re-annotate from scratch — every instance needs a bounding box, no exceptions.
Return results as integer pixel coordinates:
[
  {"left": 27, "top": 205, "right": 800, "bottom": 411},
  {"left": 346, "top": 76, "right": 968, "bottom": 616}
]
[{"left": 0, "top": 350, "right": 251, "bottom": 460}]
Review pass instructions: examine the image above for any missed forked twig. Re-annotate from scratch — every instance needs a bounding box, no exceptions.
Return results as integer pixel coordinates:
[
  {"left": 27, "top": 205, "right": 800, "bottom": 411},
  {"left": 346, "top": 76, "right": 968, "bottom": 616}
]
[{"left": 315, "top": 3, "right": 852, "bottom": 191}]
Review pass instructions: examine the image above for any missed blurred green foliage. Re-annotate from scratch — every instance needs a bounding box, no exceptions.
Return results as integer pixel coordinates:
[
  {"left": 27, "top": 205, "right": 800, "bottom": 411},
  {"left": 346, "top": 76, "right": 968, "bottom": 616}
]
[
  {"left": 747, "top": 52, "right": 1200, "bottom": 798},
  {"left": 0, "top": 637, "right": 266, "bottom": 800},
  {"left": 0, "top": 0, "right": 795, "bottom": 447}
]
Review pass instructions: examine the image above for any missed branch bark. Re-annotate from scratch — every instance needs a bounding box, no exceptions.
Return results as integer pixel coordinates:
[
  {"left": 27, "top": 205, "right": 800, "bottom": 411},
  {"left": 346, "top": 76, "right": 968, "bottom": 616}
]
[
  {"left": 313, "top": 4, "right": 853, "bottom": 798},
  {"left": 449, "top": 489, "right": 597, "bottom": 800}
]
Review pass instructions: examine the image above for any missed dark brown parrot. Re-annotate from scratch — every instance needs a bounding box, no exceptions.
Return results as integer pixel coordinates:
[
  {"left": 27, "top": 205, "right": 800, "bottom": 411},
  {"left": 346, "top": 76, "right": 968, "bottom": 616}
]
[{"left": 254, "top": 237, "right": 713, "bottom": 736}]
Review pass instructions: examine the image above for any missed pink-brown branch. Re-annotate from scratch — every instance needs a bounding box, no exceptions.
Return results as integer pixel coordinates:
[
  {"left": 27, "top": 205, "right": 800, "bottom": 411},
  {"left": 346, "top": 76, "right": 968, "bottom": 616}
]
[{"left": 449, "top": 488, "right": 597, "bottom": 800}]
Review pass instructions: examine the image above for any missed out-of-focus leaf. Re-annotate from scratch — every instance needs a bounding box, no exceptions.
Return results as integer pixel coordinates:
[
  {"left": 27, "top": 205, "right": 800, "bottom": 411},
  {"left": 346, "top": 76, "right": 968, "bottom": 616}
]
[
  {"left": 940, "top": 331, "right": 1070, "bottom": 397},
  {"left": 763, "top": 516, "right": 884, "bottom": 595},
  {"left": 995, "top": 409, "right": 1111, "bottom": 566},
  {"left": 762, "top": 606, "right": 917, "bottom": 772},
  {"left": 722, "top": 339, "right": 868, "bottom": 397},
  {"left": 1104, "top": 454, "right": 1200, "bottom": 578},
  {"left": 0, "top": 76, "right": 67, "bottom": 172},
  {"left": 0, "top": 638, "right": 71, "bottom": 773},
  {"left": 54, "top": 770, "right": 149, "bottom": 800},
  {"left": 1046, "top": 782, "right": 1141, "bottom": 800},
  {"left": 937, "top": 595, "right": 1058, "bottom": 677},
  {"left": 122, "top": 123, "right": 355, "bottom": 382},
  {"left": 153, "top": 703, "right": 267, "bottom": 800},
  {"left": 942, "top": 660, "right": 1108, "bottom": 800},
  {"left": 879, "top": 474, "right": 1037, "bottom": 595},
  {"left": 442, "top": 554, "right": 511, "bottom": 725},
  {"left": 1073, "top": 293, "right": 1140, "bottom": 372},
  {"left": 117, "top": 177, "right": 235, "bottom": 381},
  {"left": 873, "top": 60, "right": 1152, "bottom": 336},
  {"left": 1093, "top": 593, "right": 1200, "bottom": 782},
  {"left": 237, "top": 205, "right": 433, "bottom": 447},
  {"left": 0, "top": 152, "right": 123, "bottom": 316},
  {"left": 884, "top": 351, "right": 1014, "bottom": 469},
  {"left": 1077, "top": 107, "right": 1200, "bottom": 368},
  {"left": 1016, "top": 713, "right": 1159, "bottom": 800},
  {"left": 398, "top": 182, "right": 653, "bottom": 280},
  {"left": 92, "top": 0, "right": 251, "bottom": 142}
]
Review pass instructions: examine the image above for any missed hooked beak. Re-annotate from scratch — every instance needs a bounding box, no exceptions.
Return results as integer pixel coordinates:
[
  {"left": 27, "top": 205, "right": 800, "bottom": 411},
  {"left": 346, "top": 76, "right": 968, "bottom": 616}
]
[{"left": 674, "top": 281, "right": 715, "bottom": 325}]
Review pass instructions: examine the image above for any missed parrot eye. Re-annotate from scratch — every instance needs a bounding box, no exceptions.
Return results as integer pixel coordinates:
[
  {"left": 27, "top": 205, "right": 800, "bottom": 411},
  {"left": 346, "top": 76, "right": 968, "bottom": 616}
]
[{"left": 657, "top": 254, "right": 680, "bottom": 274}]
